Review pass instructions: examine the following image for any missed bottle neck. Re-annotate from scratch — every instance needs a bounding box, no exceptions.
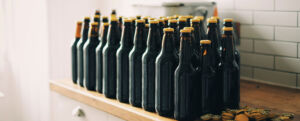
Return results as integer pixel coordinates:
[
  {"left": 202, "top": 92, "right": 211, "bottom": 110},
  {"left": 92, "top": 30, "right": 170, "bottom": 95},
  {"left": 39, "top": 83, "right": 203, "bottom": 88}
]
[
  {"left": 90, "top": 25, "right": 99, "bottom": 39},
  {"left": 207, "top": 23, "right": 220, "bottom": 49},
  {"left": 179, "top": 34, "right": 193, "bottom": 65},
  {"left": 222, "top": 31, "right": 235, "bottom": 62},
  {"left": 147, "top": 24, "right": 160, "bottom": 51},
  {"left": 107, "top": 21, "right": 120, "bottom": 46},
  {"left": 178, "top": 21, "right": 186, "bottom": 31},
  {"left": 169, "top": 23, "right": 177, "bottom": 30},
  {"left": 82, "top": 21, "right": 90, "bottom": 41},
  {"left": 161, "top": 32, "right": 174, "bottom": 53},
  {"left": 134, "top": 23, "right": 146, "bottom": 49},
  {"left": 201, "top": 44, "right": 213, "bottom": 70},
  {"left": 121, "top": 22, "right": 133, "bottom": 47},
  {"left": 100, "top": 26, "right": 109, "bottom": 45}
]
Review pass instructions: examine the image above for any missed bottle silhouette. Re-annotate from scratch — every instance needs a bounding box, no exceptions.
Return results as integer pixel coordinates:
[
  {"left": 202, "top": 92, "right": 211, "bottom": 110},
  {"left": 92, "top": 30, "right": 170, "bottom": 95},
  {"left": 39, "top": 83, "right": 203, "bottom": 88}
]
[
  {"left": 142, "top": 20, "right": 161, "bottom": 112},
  {"left": 103, "top": 17, "right": 121, "bottom": 98},
  {"left": 71, "top": 21, "right": 82, "bottom": 84},
  {"left": 186, "top": 15, "right": 193, "bottom": 27},
  {"left": 83, "top": 22, "right": 100, "bottom": 91},
  {"left": 155, "top": 28, "right": 177, "bottom": 117},
  {"left": 163, "top": 18, "right": 169, "bottom": 28},
  {"left": 129, "top": 19, "right": 146, "bottom": 107},
  {"left": 174, "top": 29, "right": 195, "bottom": 120},
  {"left": 206, "top": 18, "right": 223, "bottom": 114},
  {"left": 211, "top": 16, "right": 222, "bottom": 53},
  {"left": 223, "top": 18, "right": 240, "bottom": 68},
  {"left": 200, "top": 40, "right": 218, "bottom": 114},
  {"left": 95, "top": 22, "right": 109, "bottom": 93},
  {"left": 144, "top": 24, "right": 150, "bottom": 43},
  {"left": 221, "top": 27, "right": 240, "bottom": 109},
  {"left": 177, "top": 17, "right": 187, "bottom": 51},
  {"left": 76, "top": 17, "right": 90, "bottom": 87},
  {"left": 94, "top": 15, "right": 100, "bottom": 32},
  {"left": 158, "top": 19, "right": 164, "bottom": 39},
  {"left": 130, "top": 17, "right": 136, "bottom": 38},
  {"left": 168, "top": 19, "right": 179, "bottom": 58},
  {"left": 116, "top": 19, "right": 134, "bottom": 103}
]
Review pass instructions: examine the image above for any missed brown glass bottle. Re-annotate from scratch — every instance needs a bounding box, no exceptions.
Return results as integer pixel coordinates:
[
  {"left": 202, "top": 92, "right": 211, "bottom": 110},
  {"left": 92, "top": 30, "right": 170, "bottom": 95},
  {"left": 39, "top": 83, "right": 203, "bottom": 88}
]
[
  {"left": 221, "top": 27, "right": 240, "bottom": 109},
  {"left": 95, "top": 22, "right": 109, "bottom": 93},
  {"left": 71, "top": 21, "right": 82, "bottom": 84},
  {"left": 155, "top": 28, "right": 177, "bottom": 117},
  {"left": 83, "top": 22, "right": 100, "bottom": 91},
  {"left": 206, "top": 18, "right": 223, "bottom": 114},
  {"left": 174, "top": 29, "right": 195, "bottom": 120},
  {"left": 76, "top": 17, "right": 90, "bottom": 87},
  {"left": 200, "top": 40, "right": 218, "bottom": 114},
  {"left": 116, "top": 19, "right": 133, "bottom": 103},
  {"left": 129, "top": 19, "right": 146, "bottom": 107},
  {"left": 142, "top": 20, "right": 161, "bottom": 112},
  {"left": 102, "top": 18, "right": 121, "bottom": 98},
  {"left": 223, "top": 18, "right": 240, "bottom": 68}
]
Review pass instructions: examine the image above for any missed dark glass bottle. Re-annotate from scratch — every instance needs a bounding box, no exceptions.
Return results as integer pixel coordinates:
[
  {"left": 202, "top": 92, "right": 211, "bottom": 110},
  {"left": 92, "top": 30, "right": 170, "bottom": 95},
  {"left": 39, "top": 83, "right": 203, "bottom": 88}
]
[
  {"left": 142, "top": 20, "right": 161, "bottom": 112},
  {"left": 168, "top": 19, "right": 179, "bottom": 59},
  {"left": 76, "top": 17, "right": 90, "bottom": 87},
  {"left": 95, "top": 22, "right": 109, "bottom": 93},
  {"left": 94, "top": 15, "right": 100, "bottom": 32},
  {"left": 198, "top": 16, "right": 207, "bottom": 41},
  {"left": 176, "top": 18, "right": 186, "bottom": 52},
  {"left": 116, "top": 19, "right": 134, "bottom": 103},
  {"left": 200, "top": 40, "right": 217, "bottom": 114},
  {"left": 206, "top": 18, "right": 223, "bottom": 114},
  {"left": 163, "top": 18, "right": 169, "bottom": 28},
  {"left": 186, "top": 15, "right": 193, "bottom": 27},
  {"left": 211, "top": 16, "right": 222, "bottom": 53},
  {"left": 102, "top": 16, "right": 109, "bottom": 23},
  {"left": 83, "top": 22, "right": 100, "bottom": 91},
  {"left": 103, "top": 18, "right": 121, "bottom": 98},
  {"left": 71, "top": 21, "right": 82, "bottom": 84},
  {"left": 143, "top": 16, "right": 149, "bottom": 24},
  {"left": 95, "top": 9, "right": 101, "bottom": 16},
  {"left": 221, "top": 27, "right": 240, "bottom": 109},
  {"left": 111, "top": 9, "right": 116, "bottom": 18},
  {"left": 155, "top": 28, "right": 177, "bottom": 117},
  {"left": 144, "top": 24, "right": 150, "bottom": 43},
  {"left": 130, "top": 17, "right": 136, "bottom": 38},
  {"left": 129, "top": 19, "right": 146, "bottom": 107},
  {"left": 158, "top": 19, "right": 164, "bottom": 39},
  {"left": 118, "top": 16, "right": 123, "bottom": 34},
  {"left": 174, "top": 29, "right": 195, "bottom": 120},
  {"left": 223, "top": 18, "right": 240, "bottom": 68}
]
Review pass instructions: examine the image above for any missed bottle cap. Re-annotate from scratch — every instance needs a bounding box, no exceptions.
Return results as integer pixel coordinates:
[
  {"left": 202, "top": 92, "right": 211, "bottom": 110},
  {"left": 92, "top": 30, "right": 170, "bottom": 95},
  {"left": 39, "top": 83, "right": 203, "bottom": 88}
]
[
  {"left": 84, "top": 17, "right": 90, "bottom": 20},
  {"left": 91, "top": 22, "right": 98, "bottom": 26},
  {"left": 149, "top": 18, "right": 155, "bottom": 20},
  {"left": 159, "top": 16, "right": 165, "bottom": 19},
  {"left": 149, "top": 20, "right": 159, "bottom": 24},
  {"left": 163, "top": 28, "right": 174, "bottom": 32},
  {"left": 94, "top": 15, "right": 100, "bottom": 19},
  {"left": 191, "top": 18, "right": 200, "bottom": 22},
  {"left": 103, "top": 22, "right": 109, "bottom": 26},
  {"left": 184, "top": 27, "right": 194, "bottom": 31},
  {"left": 187, "top": 15, "right": 194, "bottom": 18},
  {"left": 200, "top": 40, "right": 212, "bottom": 44},
  {"left": 136, "top": 19, "right": 145, "bottom": 23},
  {"left": 180, "top": 29, "right": 191, "bottom": 33},
  {"left": 110, "top": 17, "right": 118, "bottom": 21},
  {"left": 211, "top": 16, "right": 220, "bottom": 20},
  {"left": 143, "top": 16, "right": 149, "bottom": 19},
  {"left": 207, "top": 18, "right": 217, "bottom": 23},
  {"left": 123, "top": 19, "right": 132, "bottom": 23},
  {"left": 179, "top": 17, "right": 187, "bottom": 22},
  {"left": 130, "top": 17, "right": 136, "bottom": 20},
  {"left": 224, "top": 18, "right": 233, "bottom": 22},
  {"left": 163, "top": 17, "right": 169, "bottom": 21},
  {"left": 223, "top": 27, "right": 233, "bottom": 31},
  {"left": 102, "top": 16, "right": 108, "bottom": 19},
  {"left": 145, "top": 24, "right": 149, "bottom": 28},
  {"left": 157, "top": 19, "right": 164, "bottom": 22},
  {"left": 136, "top": 15, "right": 141, "bottom": 18},
  {"left": 169, "top": 19, "right": 177, "bottom": 23},
  {"left": 119, "top": 16, "right": 123, "bottom": 18},
  {"left": 195, "top": 16, "right": 204, "bottom": 20}
]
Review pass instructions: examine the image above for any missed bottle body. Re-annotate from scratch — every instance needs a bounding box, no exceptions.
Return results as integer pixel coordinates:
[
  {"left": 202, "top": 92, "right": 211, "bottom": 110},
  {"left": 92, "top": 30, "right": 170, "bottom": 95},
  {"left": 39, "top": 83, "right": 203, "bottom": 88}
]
[{"left": 71, "top": 38, "right": 80, "bottom": 84}]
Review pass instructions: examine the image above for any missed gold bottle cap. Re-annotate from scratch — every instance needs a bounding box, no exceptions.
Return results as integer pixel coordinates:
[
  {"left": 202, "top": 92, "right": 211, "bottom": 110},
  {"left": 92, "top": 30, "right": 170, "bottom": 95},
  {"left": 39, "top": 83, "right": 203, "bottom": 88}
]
[
  {"left": 103, "top": 22, "right": 109, "bottom": 26},
  {"left": 84, "top": 17, "right": 90, "bottom": 20},
  {"left": 102, "top": 16, "right": 108, "bottom": 19},
  {"left": 91, "top": 22, "right": 98, "bottom": 26},
  {"left": 149, "top": 18, "right": 155, "bottom": 20},
  {"left": 224, "top": 18, "right": 233, "bottom": 22},
  {"left": 180, "top": 29, "right": 191, "bottom": 33},
  {"left": 145, "top": 24, "right": 149, "bottom": 28},
  {"left": 149, "top": 20, "right": 159, "bottom": 24},
  {"left": 187, "top": 15, "right": 194, "bottom": 18},
  {"left": 136, "top": 19, "right": 145, "bottom": 23},
  {"left": 200, "top": 40, "right": 212, "bottom": 44},
  {"left": 136, "top": 15, "right": 141, "bottom": 18},
  {"left": 195, "top": 16, "right": 204, "bottom": 20},
  {"left": 157, "top": 19, "right": 164, "bottom": 22},
  {"left": 110, "top": 17, "right": 118, "bottom": 21},
  {"left": 130, "top": 17, "right": 136, "bottom": 20},
  {"left": 223, "top": 27, "right": 233, "bottom": 31},
  {"left": 143, "top": 16, "right": 149, "bottom": 19},
  {"left": 163, "top": 17, "right": 169, "bottom": 21},
  {"left": 94, "top": 15, "right": 100, "bottom": 19},
  {"left": 169, "top": 19, "right": 177, "bottom": 23},
  {"left": 184, "top": 27, "right": 194, "bottom": 31},
  {"left": 118, "top": 16, "right": 123, "bottom": 18},
  {"left": 163, "top": 28, "right": 174, "bottom": 32},
  {"left": 207, "top": 18, "right": 217, "bottom": 23},
  {"left": 191, "top": 18, "right": 200, "bottom": 22},
  {"left": 123, "top": 19, "right": 132, "bottom": 23},
  {"left": 179, "top": 17, "right": 187, "bottom": 22},
  {"left": 211, "top": 16, "right": 220, "bottom": 20}
]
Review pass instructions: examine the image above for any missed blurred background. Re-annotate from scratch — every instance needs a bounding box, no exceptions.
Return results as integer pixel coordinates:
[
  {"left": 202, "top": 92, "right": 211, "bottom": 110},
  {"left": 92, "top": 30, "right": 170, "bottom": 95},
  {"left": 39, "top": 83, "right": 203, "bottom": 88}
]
[{"left": 0, "top": 0, "right": 299, "bottom": 121}]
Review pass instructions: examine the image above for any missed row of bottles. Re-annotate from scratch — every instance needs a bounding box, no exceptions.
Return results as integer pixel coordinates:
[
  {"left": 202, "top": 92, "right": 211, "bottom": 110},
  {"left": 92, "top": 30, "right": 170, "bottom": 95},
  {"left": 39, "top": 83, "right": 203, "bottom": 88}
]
[{"left": 71, "top": 10, "right": 240, "bottom": 120}]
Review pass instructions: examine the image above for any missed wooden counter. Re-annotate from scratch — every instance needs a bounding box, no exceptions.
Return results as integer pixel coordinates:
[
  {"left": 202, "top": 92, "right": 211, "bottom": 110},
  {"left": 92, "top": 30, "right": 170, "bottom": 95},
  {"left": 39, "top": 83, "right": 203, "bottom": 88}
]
[{"left": 50, "top": 79, "right": 300, "bottom": 121}]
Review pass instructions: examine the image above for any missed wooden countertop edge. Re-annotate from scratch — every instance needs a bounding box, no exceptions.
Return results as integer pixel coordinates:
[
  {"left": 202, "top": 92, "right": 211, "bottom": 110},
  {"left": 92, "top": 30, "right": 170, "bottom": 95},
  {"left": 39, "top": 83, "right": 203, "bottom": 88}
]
[{"left": 50, "top": 80, "right": 176, "bottom": 121}]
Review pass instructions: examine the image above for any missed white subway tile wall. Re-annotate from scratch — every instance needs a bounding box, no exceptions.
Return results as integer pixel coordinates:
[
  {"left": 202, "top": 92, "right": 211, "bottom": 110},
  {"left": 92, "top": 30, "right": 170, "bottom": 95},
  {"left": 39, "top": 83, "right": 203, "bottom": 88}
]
[{"left": 218, "top": 0, "right": 300, "bottom": 87}]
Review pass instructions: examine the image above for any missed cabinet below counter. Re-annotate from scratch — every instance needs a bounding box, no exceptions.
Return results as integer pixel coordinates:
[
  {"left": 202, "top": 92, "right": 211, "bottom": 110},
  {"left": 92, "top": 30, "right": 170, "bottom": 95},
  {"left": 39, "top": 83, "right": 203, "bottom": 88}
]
[{"left": 50, "top": 79, "right": 300, "bottom": 121}]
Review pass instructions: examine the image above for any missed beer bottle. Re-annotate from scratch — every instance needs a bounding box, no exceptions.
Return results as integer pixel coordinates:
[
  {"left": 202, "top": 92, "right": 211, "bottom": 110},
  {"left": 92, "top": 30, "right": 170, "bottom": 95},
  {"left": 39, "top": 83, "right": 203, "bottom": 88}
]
[
  {"left": 176, "top": 18, "right": 186, "bottom": 52},
  {"left": 129, "top": 19, "right": 146, "bottom": 107},
  {"left": 94, "top": 15, "right": 101, "bottom": 32},
  {"left": 143, "top": 16, "right": 149, "bottom": 24},
  {"left": 145, "top": 24, "right": 150, "bottom": 43},
  {"left": 71, "top": 21, "right": 82, "bottom": 84},
  {"left": 136, "top": 15, "right": 141, "bottom": 20},
  {"left": 95, "top": 9, "right": 101, "bottom": 16},
  {"left": 200, "top": 40, "right": 217, "bottom": 114},
  {"left": 174, "top": 29, "right": 195, "bottom": 120},
  {"left": 206, "top": 18, "right": 223, "bottom": 114},
  {"left": 102, "top": 16, "right": 109, "bottom": 23},
  {"left": 158, "top": 19, "right": 164, "bottom": 39},
  {"left": 186, "top": 15, "right": 193, "bottom": 27},
  {"left": 103, "top": 17, "right": 121, "bottom": 98},
  {"left": 95, "top": 22, "right": 109, "bottom": 93},
  {"left": 130, "top": 17, "right": 137, "bottom": 38},
  {"left": 163, "top": 17, "right": 169, "bottom": 28},
  {"left": 116, "top": 19, "right": 134, "bottom": 103},
  {"left": 83, "top": 22, "right": 100, "bottom": 90},
  {"left": 142, "top": 20, "right": 161, "bottom": 112},
  {"left": 111, "top": 9, "right": 116, "bottom": 18},
  {"left": 76, "top": 17, "right": 90, "bottom": 87},
  {"left": 223, "top": 18, "right": 240, "bottom": 67},
  {"left": 221, "top": 27, "right": 240, "bottom": 109},
  {"left": 155, "top": 28, "right": 177, "bottom": 117},
  {"left": 211, "top": 16, "right": 222, "bottom": 53},
  {"left": 168, "top": 19, "right": 179, "bottom": 59},
  {"left": 118, "top": 16, "right": 123, "bottom": 33},
  {"left": 198, "top": 16, "right": 207, "bottom": 41}
]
